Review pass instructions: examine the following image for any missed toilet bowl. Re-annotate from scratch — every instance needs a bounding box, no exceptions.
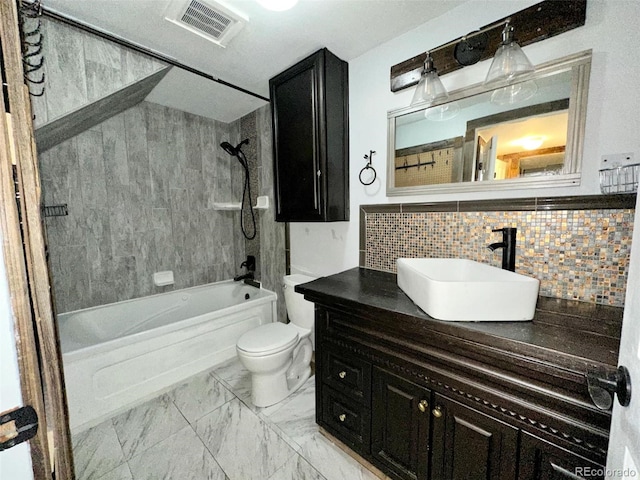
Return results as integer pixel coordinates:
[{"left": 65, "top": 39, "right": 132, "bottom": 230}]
[{"left": 236, "top": 274, "right": 316, "bottom": 407}]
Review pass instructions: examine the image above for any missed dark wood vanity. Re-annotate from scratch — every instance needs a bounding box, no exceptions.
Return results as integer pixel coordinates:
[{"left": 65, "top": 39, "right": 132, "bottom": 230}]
[{"left": 297, "top": 267, "right": 622, "bottom": 480}]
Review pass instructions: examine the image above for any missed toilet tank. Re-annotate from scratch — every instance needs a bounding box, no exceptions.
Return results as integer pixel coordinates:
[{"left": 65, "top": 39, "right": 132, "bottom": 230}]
[{"left": 283, "top": 274, "right": 316, "bottom": 331}]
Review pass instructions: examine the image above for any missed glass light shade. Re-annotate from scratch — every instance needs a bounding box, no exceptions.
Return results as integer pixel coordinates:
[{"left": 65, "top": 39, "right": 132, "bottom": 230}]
[
  {"left": 484, "top": 41, "right": 535, "bottom": 84},
  {"left": 489, "top": 79, "right": 538, "bottom": 105},
  {"left": 256, "top": 0, "right": 298, "bottom": 11},
  {"left": 410, "top": 70, "right": 449, "bottom": 107},
  {"left": 424, "top": 102, "right": 460, "bottom": 121}
]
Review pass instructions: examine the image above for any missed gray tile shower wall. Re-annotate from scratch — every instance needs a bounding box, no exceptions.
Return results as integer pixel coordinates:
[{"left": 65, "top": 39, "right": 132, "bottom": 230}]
[
  {"left": 238, "top": 106, "right": 287, "bottom": 323},
  {"left": 239, "top": 111, "right": 261, "bottom": 277},
  {"left": 256, "top": 105, "right": 287, "bottom": 324},
  {"left": 32, "top": 17, "right": 166, "bottom": 129},
  {"left": 40, "top": 101, "right": 246, "bottom": 313}
]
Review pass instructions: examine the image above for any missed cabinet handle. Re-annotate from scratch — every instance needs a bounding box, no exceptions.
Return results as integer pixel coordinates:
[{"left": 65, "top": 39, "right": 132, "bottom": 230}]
[
  {"left": 418, "top": 399, "right": 429, "bottom": 413},
  {"left": 432, "top": 406, "right": 443, "bottom": 418},
  {"left": 338, "top": 371, "right": 346, "bottom": 379},
  {"left": 338, "top": 414, "right": 346, "bottom": 422}
]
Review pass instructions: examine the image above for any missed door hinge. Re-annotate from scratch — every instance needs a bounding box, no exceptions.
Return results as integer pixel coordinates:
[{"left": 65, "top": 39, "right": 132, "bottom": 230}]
[{"left": 0, "top": 406, "right": 38, "bottom": 451}]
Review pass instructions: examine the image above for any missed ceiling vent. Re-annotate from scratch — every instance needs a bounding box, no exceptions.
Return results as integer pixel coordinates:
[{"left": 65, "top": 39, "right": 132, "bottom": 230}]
[{"left": 164, "top": 0, "right": 247, "bottom": 47}]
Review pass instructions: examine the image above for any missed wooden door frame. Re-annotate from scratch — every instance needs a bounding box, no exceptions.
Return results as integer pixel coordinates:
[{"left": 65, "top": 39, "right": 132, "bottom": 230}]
[{"left": 0, "top": 1, "right": 74, "bottom": 478}]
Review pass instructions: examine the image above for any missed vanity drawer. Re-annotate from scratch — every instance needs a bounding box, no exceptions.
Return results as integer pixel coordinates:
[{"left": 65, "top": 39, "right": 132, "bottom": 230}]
[
  {"left": 322, "top": 348, "right": 370, "bottom": 403},
  {"left": 321, "top": 386, "right": 370, "bottom": 454}
]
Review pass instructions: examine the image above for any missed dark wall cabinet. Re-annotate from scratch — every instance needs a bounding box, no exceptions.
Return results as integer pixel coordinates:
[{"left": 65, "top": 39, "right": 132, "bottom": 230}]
[
  {"left": 269, "top": 48, "right": 349, "bottom": 222},
  {"left": 314, "top": 306, "right": 609, "bottom": 480}
]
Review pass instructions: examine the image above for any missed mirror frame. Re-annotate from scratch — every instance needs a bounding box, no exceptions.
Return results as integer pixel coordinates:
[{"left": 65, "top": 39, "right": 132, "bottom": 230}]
[{"left": 386, "top": 50, "right": 592, "bottom": 196}]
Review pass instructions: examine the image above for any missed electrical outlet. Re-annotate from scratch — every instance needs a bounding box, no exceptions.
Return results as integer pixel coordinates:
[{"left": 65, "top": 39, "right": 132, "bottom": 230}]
[{"left": 601, "top": 152, "right": 635, "bottom": 169}]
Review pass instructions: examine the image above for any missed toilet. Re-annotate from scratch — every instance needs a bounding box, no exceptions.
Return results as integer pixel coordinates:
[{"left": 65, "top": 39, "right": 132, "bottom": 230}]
[{"left": 236, "top": 274, "right": 316, "bottom": 407}]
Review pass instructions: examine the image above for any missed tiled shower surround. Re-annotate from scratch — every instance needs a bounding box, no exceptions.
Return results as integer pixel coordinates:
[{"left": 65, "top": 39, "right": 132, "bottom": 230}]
[
  {"left": 40, "top": 101, "right": 246, "bottom": 313},
  {"left": 361, "top": 195, "right": 636, "bottom": 307},
  {"left": 36, "top": 15, "right": 287, "bottom": 319}
]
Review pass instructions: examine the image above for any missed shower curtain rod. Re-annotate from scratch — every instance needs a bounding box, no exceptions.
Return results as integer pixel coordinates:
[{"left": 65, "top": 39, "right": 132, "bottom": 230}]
[{"left": 40, "top": 7, "right": 271, "bottom": 103}]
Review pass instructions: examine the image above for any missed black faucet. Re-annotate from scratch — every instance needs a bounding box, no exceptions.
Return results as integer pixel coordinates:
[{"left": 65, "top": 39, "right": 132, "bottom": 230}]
[
  {"left": 233, "top": 271, "right": 254, "bottom": 281},
  {"left": 234, "top": 255, "right": 256, "bottom": 281},
  {"left": 488, "top": 227, "right": 517, "bottom": 272}
]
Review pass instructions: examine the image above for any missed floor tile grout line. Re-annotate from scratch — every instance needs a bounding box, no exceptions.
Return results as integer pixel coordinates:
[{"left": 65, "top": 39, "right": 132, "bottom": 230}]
[
  {"left": 266, "top": 448, "right": 302, "bottom": 480},
  {"left": 107, "top": 416, "right": 130, "bottom": 471},
  {"left": 95, "top": 462, "right": 134, "bottom": 480},
  {"left": 170, "top": 397, "right": 192, "bottom": 427},
  {"left": 112, "top": 394, "right": 191, "bottom": 463},
  {"left": 297, "top": 454, "right": 330, "bottom": 480},
  {"left": 74, "top": 423, "right": 129, "bottom": 480},
  {"left": 73, "top": 361, "right": 352, "bottom": 480},
  {"left": 186, "top": 417, "right": 231, "bottom": 480},
  {"left": 228, "top": 396, "right": 302, "bottom": 479}
]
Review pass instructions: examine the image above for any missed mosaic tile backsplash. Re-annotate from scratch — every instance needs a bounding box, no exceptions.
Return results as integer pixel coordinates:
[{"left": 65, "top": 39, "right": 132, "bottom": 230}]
[{"left": 365, "top": 208, "right": 634, "bottom": 307}]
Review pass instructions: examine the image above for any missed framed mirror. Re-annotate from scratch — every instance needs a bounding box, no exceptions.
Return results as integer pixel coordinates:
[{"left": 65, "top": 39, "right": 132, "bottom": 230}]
[{"left": 387, "top": 51, "right": 591, "bottom": 196}]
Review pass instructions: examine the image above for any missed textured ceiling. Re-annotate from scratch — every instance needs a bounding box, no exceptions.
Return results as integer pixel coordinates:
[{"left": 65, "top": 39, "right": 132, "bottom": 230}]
[{"left": 43, "top": 0, "right": 464, "bottom": 122}]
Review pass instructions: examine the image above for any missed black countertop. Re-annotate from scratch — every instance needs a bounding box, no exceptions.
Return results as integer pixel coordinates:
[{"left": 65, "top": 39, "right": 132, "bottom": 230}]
[{"left": 297, "top": 267, "right": 622, "bottom": 372}]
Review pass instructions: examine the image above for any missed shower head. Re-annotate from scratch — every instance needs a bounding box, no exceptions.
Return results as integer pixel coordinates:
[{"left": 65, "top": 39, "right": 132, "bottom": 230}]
[
  {"left": 220, "top": 141, "right": 237, "bottom": 156},
  {"left": 220, "top": 139, "right": 249, "bottom": 170},
  {"left": 220, "top": 139, "right": 250, "bottom": 157}
]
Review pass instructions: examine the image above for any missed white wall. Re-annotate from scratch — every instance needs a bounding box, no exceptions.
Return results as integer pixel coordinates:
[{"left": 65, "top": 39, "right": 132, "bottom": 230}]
[
  {"left": 290, "top": 0, "right": 640, "bottom": 277},
  {"left": 0, "top": 230, "right": 34, "bottom": 479}
]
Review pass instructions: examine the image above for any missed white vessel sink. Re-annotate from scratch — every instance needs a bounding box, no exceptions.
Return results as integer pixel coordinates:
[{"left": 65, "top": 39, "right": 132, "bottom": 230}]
[{"left": 397, "top": 258, "right": 540, "bottom": 321}]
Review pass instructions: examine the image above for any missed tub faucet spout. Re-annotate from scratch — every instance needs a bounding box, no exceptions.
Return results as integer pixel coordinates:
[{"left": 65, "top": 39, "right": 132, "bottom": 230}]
[
  {"left": 488, "top": 227, "right": 517, "bottom": 272},
  {"left": 234, "top": 255, "right": 256, "bottom": 282},
  {"left": 234, "top": 272, "right": 254, "bottom": 282}
]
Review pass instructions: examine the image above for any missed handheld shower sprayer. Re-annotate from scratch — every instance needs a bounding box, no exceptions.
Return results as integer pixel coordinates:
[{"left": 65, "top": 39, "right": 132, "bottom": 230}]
[
  {"left": 220, "top": 140, "right": 249, "bottom": 169},
  {"left": 220, "top": 139, "right": 256, "bottom": 240},
  {"left": 220, "top": 141, "right": 237, "bottom": 156}
]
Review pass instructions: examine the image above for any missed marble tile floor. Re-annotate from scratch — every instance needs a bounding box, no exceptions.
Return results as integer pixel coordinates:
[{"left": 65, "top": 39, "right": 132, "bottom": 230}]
[{"left": 72, "top": 357, "right": 383, "bottom": 480}]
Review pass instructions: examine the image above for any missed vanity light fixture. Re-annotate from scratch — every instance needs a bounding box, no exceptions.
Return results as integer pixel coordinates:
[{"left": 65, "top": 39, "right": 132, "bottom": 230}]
[
  {"left": 410, "top": 53, "right": 449, "bottom": 107},
  {"left": 484, "top": 21, "right": 535, "bottom": 84},
  {"left": 256, "top": 0, "right": 298, "bottom": 11},
  {"left": 410, "top": 20, "right": 536, "bottom": 108},
  {"left": 392, "top": 1, "right": 587, "bottom": 95}
]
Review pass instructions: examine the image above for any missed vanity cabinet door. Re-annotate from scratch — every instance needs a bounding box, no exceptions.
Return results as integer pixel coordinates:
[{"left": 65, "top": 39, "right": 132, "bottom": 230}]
[
  {"left": 269, "top": 48, "right": 349, "bottom": 222},
  {"left": 371, "top": 367, "right": 431, "bottom": 480},
  {"left": 430, "top": 393, "right": 518, "bottom": 480},
  {"left": 518, "top": 432, "right": 604, "bottom": 480}
]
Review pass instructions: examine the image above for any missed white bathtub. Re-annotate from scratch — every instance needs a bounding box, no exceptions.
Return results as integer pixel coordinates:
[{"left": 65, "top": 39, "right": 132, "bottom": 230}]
[{"left": 57, "top": 280, "right": 276, "bottom": 432}]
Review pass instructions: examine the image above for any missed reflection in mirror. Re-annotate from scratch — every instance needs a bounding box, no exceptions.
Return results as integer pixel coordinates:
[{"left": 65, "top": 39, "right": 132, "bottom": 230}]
[
  {"left": 468, "top": 97, "right": 569, "bottom": 182},
  {"left": 387, "top": 51, "right": 591, "bottom": 195}
]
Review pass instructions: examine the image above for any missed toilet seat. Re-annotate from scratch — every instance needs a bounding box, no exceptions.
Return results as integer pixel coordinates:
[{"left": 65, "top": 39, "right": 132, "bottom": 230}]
[{"left": 237, "top": 322, "right": 299, "bottom": 356}]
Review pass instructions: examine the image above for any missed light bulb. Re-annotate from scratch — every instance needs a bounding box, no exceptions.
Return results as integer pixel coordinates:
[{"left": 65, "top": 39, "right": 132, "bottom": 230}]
[
  {"left": 410, "top": 54, "right": 449, "bottom": 107},
  {"left": 484, "top": 22, "right": 535, "bottom": 85},
  {"left": 520, "top": 136, "right": 544, "bottom": 150},
  {"left": 256, "top": 0, "right": 298, "bottom": 11}
]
